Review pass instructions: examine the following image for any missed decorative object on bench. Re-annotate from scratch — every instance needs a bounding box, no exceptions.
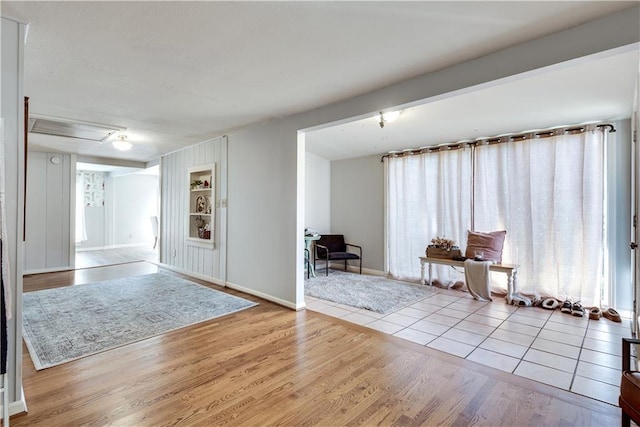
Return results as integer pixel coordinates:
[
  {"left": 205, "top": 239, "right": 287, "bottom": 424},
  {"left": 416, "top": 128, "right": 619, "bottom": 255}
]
[
  {"left": 314, "top": 234, "right": 362, "bottom": 275},
  {"left": 464, "top": 230, "right": 506, "bottom": 263},
  {"left": 620, "top": 337, "right": 640, "bottom": 427},
  {"left": 426, "top": 235, "right": 462, "bottom": 259}
]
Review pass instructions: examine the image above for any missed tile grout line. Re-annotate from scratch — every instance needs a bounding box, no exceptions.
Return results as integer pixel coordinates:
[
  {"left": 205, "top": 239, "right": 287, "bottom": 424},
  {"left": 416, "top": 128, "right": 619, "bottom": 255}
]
[
  {"left": 494, "top": 305, "right": 550, "bottom": 375},
  {"left": 567, "top": 311, "right": 596, "bottom": 391},
  {"left": 388, "top": 293, "right": 465, "bottom": 341},
  {"left": 458, "top": 298, "right": 511, "bottom": 359}
]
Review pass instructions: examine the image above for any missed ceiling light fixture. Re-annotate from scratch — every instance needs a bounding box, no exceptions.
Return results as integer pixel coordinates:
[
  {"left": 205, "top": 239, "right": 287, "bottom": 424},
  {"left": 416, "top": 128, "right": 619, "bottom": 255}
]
[
  {"left": 113, "top": 135, "right": 132, "bottom": 151},
  {"left": 377, "top": 110, "right": 401, "bottom": 128}
]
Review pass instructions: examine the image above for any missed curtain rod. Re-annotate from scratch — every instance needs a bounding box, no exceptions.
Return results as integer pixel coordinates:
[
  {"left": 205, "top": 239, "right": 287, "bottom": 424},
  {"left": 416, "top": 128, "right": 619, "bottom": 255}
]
[{"left": 380, "top": 123, "right": 616, "bottom": 162}]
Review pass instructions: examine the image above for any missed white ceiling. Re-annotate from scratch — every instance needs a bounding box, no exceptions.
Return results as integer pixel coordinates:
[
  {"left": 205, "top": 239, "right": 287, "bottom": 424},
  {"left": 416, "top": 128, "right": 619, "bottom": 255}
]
[
  {"left": 308, "top": 48, "right": 639, "bottom": 161},
  {"left": 2, "top": 1, "right": 638, "bottom": 163}
]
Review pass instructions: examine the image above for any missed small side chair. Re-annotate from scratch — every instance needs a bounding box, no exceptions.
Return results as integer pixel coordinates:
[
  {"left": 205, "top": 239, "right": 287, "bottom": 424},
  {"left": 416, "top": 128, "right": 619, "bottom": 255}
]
[{"left": 313, "top": 234, "right": 362, "bottom": 276}]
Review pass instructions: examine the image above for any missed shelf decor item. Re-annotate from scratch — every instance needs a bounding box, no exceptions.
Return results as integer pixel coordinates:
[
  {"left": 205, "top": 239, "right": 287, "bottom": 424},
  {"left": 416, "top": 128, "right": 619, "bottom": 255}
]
[
  {"left": 198, "top": 224, "right": 211, "bottom": 240},
  {"left": 195, "top": 195, "right": 208, "bottom": 213}
]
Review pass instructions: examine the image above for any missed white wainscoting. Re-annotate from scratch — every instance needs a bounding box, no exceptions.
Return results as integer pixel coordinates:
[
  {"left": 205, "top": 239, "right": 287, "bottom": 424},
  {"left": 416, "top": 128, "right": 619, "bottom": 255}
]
[
  {"left": 160, "top": 136, "right": 227, "bottom": 281},
  {"left": 24, "top": 151, "right": 73, "bottom": 272}
]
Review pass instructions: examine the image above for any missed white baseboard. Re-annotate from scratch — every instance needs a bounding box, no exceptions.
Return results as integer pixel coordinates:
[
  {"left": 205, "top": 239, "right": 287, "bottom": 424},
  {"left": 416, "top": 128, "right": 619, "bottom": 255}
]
[
  {"left": 322, "top": 263, "right": 385, "bottom": 276},
  {"left": 225, "top": 280, "right": 301, "bottom": 310},
  {"left": 360, "top": 267, "right": 386, "bottom": 276},
  {"left": 157, "top": 263, "right": 301, "bottom": 310},
  {"left": 2, "top": 389, "right": 28, "bottom": 419},
  {"left": 155, "top": 263, "right": 225, "bottom": 288},
  {"left": 23, "top": 266, "right": 72, "bottom": 275}
]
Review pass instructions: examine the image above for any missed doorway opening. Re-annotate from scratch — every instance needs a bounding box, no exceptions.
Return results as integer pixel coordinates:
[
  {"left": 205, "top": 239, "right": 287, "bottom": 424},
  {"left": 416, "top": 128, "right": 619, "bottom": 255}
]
[{"left": 75, "top": 162, "right": 159, "bottom": 269}]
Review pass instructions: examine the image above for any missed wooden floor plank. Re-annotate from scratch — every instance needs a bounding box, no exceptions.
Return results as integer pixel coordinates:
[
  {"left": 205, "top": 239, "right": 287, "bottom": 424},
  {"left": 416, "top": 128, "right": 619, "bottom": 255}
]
[{"left": 12, "top": 262, "right": 621, "bottom": 426}]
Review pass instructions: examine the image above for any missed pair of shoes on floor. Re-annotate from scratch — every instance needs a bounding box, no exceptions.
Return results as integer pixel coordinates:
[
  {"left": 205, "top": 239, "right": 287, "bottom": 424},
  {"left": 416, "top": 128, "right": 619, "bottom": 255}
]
[
  {"left": 511, "top": 293, "right": 532, "bottom": 307},
  {"left": 571, "top": 302, "right": 585, "bottom": 317},
  {"left": 541, "top": 298, "right": 559, "bottom": 310},
  {"left": 561, "top": 300, "right": 585, "bottom": 317},
  {"left": 589, "top": 306, "right": 602, "bottom": 320},
  {"left": 602, "top": 307, "right": 622, "bottom": 322}
]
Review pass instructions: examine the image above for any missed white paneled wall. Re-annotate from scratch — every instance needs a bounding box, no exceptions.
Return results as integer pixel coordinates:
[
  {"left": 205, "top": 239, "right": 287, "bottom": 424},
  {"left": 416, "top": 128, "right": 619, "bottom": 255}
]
[
  {"left": 24, "top": 152, "right": 73, "bottom": 273},
  {"left": 160, "top": 137, "right": 227, "bottom": 281}
]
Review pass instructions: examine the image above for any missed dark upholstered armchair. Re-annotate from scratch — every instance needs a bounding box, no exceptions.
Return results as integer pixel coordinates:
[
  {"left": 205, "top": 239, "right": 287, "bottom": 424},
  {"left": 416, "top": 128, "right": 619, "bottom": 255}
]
[
  {"left": 313, "top": 234, "right": 362, "bottom": 276},
  {"left": 621, "top": 338, "right": 640, "bottom": 426}
]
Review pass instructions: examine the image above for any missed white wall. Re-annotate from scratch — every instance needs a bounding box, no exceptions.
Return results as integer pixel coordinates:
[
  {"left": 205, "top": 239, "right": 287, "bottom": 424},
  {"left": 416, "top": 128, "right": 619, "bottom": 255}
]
[
  {"left": 24, "top": 152, "right": 72, "bottom": 273},
  {"left": 112, "top": 173, "right": 158, "bottom": 246},
  {"left": 227, "top": 120, "right": 302, "bottom": 307},
  {"left": 331, "top": 154, "right": 385, "bottom": 273},
  {"left": 304, "top": 151, "right": 330, "bottom": 233},
  {"left": 81, "top": 202, "right": 106, "bottom": 248}
]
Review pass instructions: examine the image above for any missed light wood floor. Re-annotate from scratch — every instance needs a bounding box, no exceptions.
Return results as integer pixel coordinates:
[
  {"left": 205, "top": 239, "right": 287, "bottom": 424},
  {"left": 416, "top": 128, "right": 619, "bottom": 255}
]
[
  {"left": 75, "top": 245, "right": 158, "bottom": 269},
  {"left": 15, "top": 262, "right": 620, "bottom": 426}
]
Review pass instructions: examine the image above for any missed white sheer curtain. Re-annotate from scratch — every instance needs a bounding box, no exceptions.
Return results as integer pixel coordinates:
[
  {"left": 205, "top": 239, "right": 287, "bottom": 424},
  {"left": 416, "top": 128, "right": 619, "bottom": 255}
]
[
  {"left": 387, "top": 149, "right": 472, "bottom": 282},
  {"left": 473, "top": 127, "right": 605, "bottom": 306},
  {"left": 75, "top": 172, "right": 88, "bottom": 243}
]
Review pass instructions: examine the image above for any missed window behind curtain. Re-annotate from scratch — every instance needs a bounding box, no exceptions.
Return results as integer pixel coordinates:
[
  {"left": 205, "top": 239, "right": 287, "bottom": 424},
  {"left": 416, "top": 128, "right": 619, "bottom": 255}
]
[
  {"left": 387, "top": 149, "right": 471, "bottom": 282},
  {"left": 474, "top": 129, "right": 605, "bottom": 305},
  {"left": 386, "top": 126, "right": 606, "bottom": 305}
]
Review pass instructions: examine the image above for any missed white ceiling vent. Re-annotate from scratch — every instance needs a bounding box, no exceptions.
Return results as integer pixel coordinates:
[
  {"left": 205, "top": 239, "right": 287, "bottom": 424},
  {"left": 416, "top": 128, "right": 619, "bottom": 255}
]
[{"left": 28, "top": 116, "right": 125, "bottom": 142}]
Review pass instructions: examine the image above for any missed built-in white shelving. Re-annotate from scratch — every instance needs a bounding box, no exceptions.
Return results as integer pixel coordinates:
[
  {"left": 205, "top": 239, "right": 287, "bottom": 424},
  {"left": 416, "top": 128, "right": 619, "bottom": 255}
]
[{"left": 187, "top": 164, "right": 215, "bottom": 247}]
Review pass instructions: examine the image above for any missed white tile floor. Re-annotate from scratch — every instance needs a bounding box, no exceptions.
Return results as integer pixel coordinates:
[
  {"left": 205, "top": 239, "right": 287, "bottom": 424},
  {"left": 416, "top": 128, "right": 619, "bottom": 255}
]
[{"left": 305, "top": 285, "right": 632, "bottom": 406}]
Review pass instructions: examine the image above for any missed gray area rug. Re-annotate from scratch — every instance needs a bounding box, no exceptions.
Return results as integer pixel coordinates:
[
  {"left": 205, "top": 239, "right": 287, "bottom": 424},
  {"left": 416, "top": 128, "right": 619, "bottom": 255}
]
[
  {"left": 305, "top": 270, "right": 437, "bottom": 314},
  {"left": 23, "top": 273, "right": 258, "bottom": 370}
]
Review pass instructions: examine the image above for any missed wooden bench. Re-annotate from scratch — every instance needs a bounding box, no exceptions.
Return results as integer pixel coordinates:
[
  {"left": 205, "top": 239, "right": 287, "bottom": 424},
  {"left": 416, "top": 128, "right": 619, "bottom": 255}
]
[{"left": 419, "top": 256, "right": 520, "bottom": 304}]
